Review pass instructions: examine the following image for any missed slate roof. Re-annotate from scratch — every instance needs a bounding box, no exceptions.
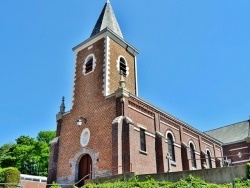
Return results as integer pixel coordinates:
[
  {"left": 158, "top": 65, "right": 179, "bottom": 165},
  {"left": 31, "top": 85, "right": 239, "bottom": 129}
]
[
  {"left": 204, "top": 120, "right": 250, "bottom": 144},
  {"left": 90, "top": 0, "right": 123, "bottom": 38}
]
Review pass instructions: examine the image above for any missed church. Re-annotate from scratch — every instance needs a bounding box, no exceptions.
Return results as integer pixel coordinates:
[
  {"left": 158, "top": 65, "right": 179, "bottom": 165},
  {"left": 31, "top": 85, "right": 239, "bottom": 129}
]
[{"left": 47, "top": 1, "right": 223, "bottom": 186}]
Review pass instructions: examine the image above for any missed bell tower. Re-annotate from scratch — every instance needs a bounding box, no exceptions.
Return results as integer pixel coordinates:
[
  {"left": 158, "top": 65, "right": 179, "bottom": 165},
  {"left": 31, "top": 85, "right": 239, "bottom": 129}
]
[
  {"left": 47, "top": 1, "right": 140, "bottom": 185},
  {"left": 71, "top": 0, "right": 139, "bottom": 111}
]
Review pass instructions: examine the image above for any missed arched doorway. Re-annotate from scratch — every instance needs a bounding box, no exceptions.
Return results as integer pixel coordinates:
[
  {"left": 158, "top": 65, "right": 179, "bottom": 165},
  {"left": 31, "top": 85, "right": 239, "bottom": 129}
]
[{"left": 77, "top": 154, "right": 92, "bottom": 187}]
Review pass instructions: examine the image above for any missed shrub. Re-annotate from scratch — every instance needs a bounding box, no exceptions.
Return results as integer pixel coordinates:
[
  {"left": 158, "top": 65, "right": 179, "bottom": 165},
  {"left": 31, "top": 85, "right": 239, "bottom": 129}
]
[
  {"left": 0, "top": 168, "right": 4, "bottom": 183},
  {"left": 49, "top": 182, "right": 62, "bottom": 188},
  {"left": 81, "top": 175, "right": 231, "bottom": 188},
  {"left": 247, "top": 163, "right": 250, "bottom": 179},
  {"left": 1, "top": 167, "right": 20, "bottom": 188},
  {"left": 3, "top": 167, "right": 20, "bottom": 188}
]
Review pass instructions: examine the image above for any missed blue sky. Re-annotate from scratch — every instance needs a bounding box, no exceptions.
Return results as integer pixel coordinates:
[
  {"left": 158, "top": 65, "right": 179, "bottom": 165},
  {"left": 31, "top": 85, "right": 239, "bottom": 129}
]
[{"left": 0, "top": 0, "right": 250, "bottom": 146}]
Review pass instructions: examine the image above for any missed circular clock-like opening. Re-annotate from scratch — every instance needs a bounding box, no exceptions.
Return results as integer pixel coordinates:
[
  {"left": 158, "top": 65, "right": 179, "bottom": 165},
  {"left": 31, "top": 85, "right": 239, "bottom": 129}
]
[{"left": 80, "top": 128, "right": 90, "bottom": 147}]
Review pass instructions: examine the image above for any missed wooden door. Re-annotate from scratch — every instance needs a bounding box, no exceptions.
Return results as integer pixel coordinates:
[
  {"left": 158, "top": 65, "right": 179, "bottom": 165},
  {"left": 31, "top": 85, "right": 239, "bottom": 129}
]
[{"left": 77, "top": 154, "right": 92, "bottom": 187}]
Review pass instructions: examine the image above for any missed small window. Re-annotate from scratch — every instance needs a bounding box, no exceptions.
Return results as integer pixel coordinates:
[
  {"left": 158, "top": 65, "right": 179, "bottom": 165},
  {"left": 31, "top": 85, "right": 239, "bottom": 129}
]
[
  {"left": 207, "top": 150, "right": 212, "bottom": 168},
  {"left": 85, "top": 58, "right": 93, "bottom": 74},
  {"left": 167, "top": 133, "right": 175, "bottom": 161},
  {"left": 119, "top": 57, "right": 127, "bottom": 76},
  {"left": 140, "top": 128, "right": 146, "bottom": 152},
  {"left": 83, "top": 54, "right": 96, "bottom": 75},
  {"left": 190, "top": 143, "right": 196, "bottom": 169}
]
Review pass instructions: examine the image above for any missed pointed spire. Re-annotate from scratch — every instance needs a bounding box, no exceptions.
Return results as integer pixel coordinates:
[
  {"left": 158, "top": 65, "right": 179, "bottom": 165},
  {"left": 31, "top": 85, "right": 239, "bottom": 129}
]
[
  {"left": 90, "top": 1, "right": 123, "bottom": 38},
  {"left": 59, "top": 96, "right": 65, "bottom": 113}
]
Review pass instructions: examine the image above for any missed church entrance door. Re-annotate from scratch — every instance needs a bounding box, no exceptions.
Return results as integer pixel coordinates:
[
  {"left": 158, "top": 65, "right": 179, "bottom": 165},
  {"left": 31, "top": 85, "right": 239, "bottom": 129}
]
[{"left": 77, "top": 154, "right": 92, "bottom": 187}]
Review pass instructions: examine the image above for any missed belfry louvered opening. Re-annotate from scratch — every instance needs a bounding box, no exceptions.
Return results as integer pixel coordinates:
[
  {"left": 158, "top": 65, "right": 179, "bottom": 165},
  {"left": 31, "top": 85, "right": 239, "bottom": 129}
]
[
  {"left": 85, "top": 58, "right": 93, "bottom": 74},
  {"left": 119, "top": 57, "right": 127, "bottom": 76}
]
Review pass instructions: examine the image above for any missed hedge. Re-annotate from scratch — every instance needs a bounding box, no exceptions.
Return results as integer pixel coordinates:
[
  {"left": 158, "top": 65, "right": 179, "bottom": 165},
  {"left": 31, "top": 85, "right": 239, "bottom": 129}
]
[{"left": 0, "top": 167, "right": 20, "bottom": 188}]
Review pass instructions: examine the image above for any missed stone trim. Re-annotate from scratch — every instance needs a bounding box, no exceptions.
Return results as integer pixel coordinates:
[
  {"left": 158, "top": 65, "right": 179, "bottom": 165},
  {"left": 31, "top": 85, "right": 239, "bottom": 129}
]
[
  {"left": 232, "top": 159, "right": 250, "bottom": 164},
  {"left": 137, "top": 123, "right": 147, "bottom": 130},
  {"left": 128, "top": 101, "right": 154, "bottom": 118},
  {"left": 134, "top": 56, "right": 138, "bottom": 96},
  {"left": 72, "top": 28, "right": 139, "bottom": 55},
  {"left": 50, "top": 137, "right": 59, "bottom": 144},
  {"left": 145, "top": 131, "right": 156, "bottom": 138},
  {"left": 116, "top": 55, "right": 129, "bottom": 77},
  {"left": 133, "top": 126, "right": 155, "bottom": 138},
  {"left": 188, "top": 140, "right": 197, "bottom": 150},
  {"left": 129, "top": 95, "right": 221, "bottom": 145},
  {"left": 160, "top": 120, "right": 179, "bottom": 131},
  {"left": 166, "top": 130, "right": 176, "bottom": 141},
  {"left": 103, "top": 36, "right": 111, "bottom": 96},
  {"left": 201, "top": 140, "right": 213, "bottom": 148},
  {"left": 112, "top": 116, "right": 123, "bottom": 124},
  {"left": 184, "top": 131, "right": 199, "bottom": 140},
  {"left": 128, "top": 105, "right": 154, "bottom": 119},
  {"left": 174, "top": 143, "right": 181, "bottom": 148},
  {"left": 83, "top": 54, "right": 97, "bottom": 75},
  {"left": 69, "top": 148, "right": 100, "bottom": 181},
  {"left": 71, "top": 53, "right": 78, "bottom": 107},
  {"left": 134, "top": 127, "right": 140, "bottom": 131},
  {"left": 88, "top": 45, "right": 93, "bottom": 50},
  {"left": 229, "top": 146, "right": 248, "bottom": 151}
]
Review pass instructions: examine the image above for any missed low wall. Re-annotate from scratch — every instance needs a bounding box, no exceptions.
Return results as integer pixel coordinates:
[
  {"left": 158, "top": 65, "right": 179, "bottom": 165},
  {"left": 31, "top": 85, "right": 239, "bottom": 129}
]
[
  {"left": 21, "top": 180, "right": 46, "bottom": 188},
  {"left": 86, "top": 173, "right": 135, "bottom": 184},
  {"left": 139, "top": 165, "right": 247, "bottom": 184},
  {"left": 85, "top": 165, "right": 247, "bottom": 185}
]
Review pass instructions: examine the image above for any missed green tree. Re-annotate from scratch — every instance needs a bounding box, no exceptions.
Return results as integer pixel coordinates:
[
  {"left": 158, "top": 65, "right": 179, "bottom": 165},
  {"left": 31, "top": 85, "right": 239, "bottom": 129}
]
[
  {"left": 0, "top": 144, "right": 14, "bottom": 168},
  {"left": 37, "top": 131, "right": 56, "bottom": 144},
  {"left": 16, "top": 136, "right": 36, "bottom": 146},
  {"left": 0, "top": 131, "right": 55, "bottom": 176}
]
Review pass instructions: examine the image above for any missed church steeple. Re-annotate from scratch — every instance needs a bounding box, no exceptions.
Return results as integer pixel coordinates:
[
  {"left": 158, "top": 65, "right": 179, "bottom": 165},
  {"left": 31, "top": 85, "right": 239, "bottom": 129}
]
[{"left": 90, "top": 0, "right": 123, "bottom": 38}]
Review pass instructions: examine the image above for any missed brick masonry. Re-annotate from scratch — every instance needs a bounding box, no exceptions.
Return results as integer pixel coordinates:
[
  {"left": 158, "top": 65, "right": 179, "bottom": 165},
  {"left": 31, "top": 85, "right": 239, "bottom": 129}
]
[
  {"left": 223, "top": 141, "right": 250, "bottom": 165},
  {"left": 47, "top": 29, "right": 223, "bottom": 186}
]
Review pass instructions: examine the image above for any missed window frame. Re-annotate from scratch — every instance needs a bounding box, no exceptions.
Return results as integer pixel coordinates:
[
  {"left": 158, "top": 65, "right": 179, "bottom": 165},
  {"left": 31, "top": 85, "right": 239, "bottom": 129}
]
[
  {"left": 206, "top": 149, "right": 212, "bottom": 168},
  {"left": 167, "top": 133, "right": 176, "bottom": 162},
  {"left": 85, "top": 58, "right": 93, "bottom": 74},
  {"left": 116, "top": 56, "right": 129, "bottom": 77},
  {"left": 120, "top": 57, "right": 127, "bottom": 76},
  {"left": 83, "top": 54, "right": 96, "bottom": 75},
  {"left": 140, "top": 128, "right": 146, "bottom": 152},
  {"left": 190, "top": 142, "right": 197, "bottom": 169}
]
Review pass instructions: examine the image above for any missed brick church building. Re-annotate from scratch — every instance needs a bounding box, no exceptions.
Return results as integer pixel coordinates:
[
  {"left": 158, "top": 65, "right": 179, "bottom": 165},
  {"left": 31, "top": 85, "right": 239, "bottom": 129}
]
[
  {"left": 47, "top": 1, "right": 223, "bottom": 186},
  {"left": 205, "top": 119, "right": 250, "bottom": 166}
]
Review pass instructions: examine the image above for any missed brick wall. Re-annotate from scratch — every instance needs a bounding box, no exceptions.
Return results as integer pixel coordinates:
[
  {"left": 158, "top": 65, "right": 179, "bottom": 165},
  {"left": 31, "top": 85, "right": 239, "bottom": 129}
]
[
  {"left": 124, "top": 95, "right": 222, "bottom": 173},
  {"left": 56, "top": 37, "right": 118, "bottom": 184},
  {"left": 109, "top": 39, "right": 136, "bottom": 95},
  {"left": 48, "top": 31, "right": 223, "bottom": 186},
  {"left": 223, "top": 141, "right": 250, "bottom": 165},
  {"left": 20, "top": 180, "right": 46, "bottom": 188}
]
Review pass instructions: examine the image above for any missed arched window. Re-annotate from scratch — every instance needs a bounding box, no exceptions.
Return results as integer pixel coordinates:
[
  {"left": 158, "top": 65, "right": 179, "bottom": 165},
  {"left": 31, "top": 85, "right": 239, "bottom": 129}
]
[
  {"left": 85, "top": 58, "right": 93, "bottom": 74},
  {"left": 119, "top": 57, "right": 127, "bottom": 76},
  {"left": 207, "top": 150, "right": 212, "bottom": 168},
  {"left": 83, "top": 54, "right": 96, "bottom": 75},
  {"left": 167, "top": 133, "right": 175, "bottom": 161},
  {"left": 190, "top": 143, "right": 197, "bottom": 169}
]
